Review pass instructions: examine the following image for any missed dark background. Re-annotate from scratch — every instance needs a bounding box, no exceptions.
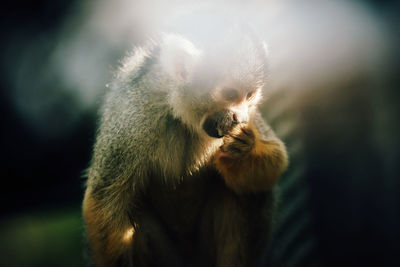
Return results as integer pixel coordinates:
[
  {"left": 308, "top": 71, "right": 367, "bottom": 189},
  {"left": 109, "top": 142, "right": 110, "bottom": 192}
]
[{"left": 0, "top": 0, "right": 399, "bottom": 266}]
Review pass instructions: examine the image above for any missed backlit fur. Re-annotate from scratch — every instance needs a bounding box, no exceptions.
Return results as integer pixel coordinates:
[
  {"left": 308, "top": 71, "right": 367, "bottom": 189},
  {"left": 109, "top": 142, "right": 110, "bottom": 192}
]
[{"left": 83, "top": 33, "right": 288, "bottom": 267}]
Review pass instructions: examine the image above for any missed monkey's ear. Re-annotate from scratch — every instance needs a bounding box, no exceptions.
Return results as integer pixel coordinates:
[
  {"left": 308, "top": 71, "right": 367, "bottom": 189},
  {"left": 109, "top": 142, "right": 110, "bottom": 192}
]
[{"left": 159, "top": 34, "right": 202, "bottom": 81}]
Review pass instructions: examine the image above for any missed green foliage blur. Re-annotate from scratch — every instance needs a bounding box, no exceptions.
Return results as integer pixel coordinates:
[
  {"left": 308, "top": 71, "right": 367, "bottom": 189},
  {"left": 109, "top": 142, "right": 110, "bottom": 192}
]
[{"left": 0, "top": 208, "right": 86, "bottom": 267}]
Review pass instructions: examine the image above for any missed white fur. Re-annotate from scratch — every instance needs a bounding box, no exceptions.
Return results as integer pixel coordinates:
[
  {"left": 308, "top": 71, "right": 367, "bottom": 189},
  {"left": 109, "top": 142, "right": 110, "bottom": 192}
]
[
  {"left": 159, "top": 34, "right": 202, "bottom": 81},
  {"left": 118, "top": 47, "right": 149, "bottom": 81}
]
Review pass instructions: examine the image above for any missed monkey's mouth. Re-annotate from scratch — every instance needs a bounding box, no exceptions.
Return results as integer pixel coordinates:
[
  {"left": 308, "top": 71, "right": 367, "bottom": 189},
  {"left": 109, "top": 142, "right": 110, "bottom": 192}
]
[{"left": 202, "top": 110, "right": 238, "bottom": 138}]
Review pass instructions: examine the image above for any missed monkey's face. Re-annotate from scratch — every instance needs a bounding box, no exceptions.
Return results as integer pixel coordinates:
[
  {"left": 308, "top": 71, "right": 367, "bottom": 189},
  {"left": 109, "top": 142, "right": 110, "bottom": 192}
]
[
  {"left": 193, "top": 40, "right": 266, "bottom": 138},
  {"left": 161, "top": 33, "right": 266, "bottom": 137},
  {"left": 201, "top": 83, "right": 262, "bottom": 138}
]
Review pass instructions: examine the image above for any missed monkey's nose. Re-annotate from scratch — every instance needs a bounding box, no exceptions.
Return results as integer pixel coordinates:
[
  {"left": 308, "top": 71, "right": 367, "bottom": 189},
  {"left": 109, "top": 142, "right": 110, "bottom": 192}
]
[
  {"left": 233, "top": 113, "right": 238, "bottom": 123},
  {"left": 234, "top": 112, "right": 248, "bottom": 124},
  {"left": 203, "top": 109, "right": 238, "bottom": 138},
  {"left": 231, "top": 104, "right": 249, "bottom": 123}
]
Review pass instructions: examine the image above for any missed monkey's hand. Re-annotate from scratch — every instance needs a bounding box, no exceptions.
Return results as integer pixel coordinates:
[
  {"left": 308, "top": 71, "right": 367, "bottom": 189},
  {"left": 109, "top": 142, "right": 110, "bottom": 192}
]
[{"left": 215, "top": 123, "right": 288, "bottom": 194}]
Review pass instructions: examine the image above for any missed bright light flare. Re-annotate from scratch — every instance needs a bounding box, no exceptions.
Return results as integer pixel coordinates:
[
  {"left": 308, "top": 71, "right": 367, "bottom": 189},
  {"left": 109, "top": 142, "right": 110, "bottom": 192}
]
[{"left": 122, "top": 227, "right": 134, "bottom": 243}]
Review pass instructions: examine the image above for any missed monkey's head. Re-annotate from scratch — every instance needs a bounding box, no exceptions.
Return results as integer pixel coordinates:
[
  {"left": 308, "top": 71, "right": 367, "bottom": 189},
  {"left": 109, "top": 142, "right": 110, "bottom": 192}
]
[{"left": 160, "top": 32, "right": 267, "bottom": 138}]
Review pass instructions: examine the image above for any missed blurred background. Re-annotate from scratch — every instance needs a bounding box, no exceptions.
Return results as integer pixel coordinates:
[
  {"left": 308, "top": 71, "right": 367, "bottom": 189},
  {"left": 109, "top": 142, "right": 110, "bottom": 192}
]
[{"left": 0, "top": 0, "right": 399, "bottom": 266}]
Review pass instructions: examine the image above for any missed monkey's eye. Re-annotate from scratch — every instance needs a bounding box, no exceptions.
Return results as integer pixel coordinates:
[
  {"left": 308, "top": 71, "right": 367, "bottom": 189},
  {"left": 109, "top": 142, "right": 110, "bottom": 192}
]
[
  {"left": 246, "top": 90, "right": 256, "bottom": 100},
  {"left": 221, "top": 88, "right": 239, "bottom": 102}
]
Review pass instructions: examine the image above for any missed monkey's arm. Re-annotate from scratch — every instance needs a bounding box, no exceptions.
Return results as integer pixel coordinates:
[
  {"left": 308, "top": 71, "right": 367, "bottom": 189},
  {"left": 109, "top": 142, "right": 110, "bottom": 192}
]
[{"left": 214, "top": 111, "right": 288, "bottom": 194}]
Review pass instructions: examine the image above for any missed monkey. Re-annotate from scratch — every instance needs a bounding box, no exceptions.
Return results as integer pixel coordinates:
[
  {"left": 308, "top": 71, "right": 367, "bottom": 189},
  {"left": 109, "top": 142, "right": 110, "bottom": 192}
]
[{"left": 83, "top": 32, "right": 288, "bottom": 267}]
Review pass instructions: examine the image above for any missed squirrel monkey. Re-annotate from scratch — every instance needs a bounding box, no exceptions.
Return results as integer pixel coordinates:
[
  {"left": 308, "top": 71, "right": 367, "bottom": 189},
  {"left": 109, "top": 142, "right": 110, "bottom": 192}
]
[{"left": 83, "top": 32, "right": 288, "bottom": 267}]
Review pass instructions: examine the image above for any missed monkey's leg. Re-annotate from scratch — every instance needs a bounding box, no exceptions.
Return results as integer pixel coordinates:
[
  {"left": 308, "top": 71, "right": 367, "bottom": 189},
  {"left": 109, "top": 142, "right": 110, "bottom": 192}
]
[
  {"left": 211, "top": 188, "right": 275, "bottom": 267},
  {"left": 130, "top": 209, "right": 188, "bottom": 267},
  {"left": 84, "top": 187, "right": 187, "bottom": 267}
]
